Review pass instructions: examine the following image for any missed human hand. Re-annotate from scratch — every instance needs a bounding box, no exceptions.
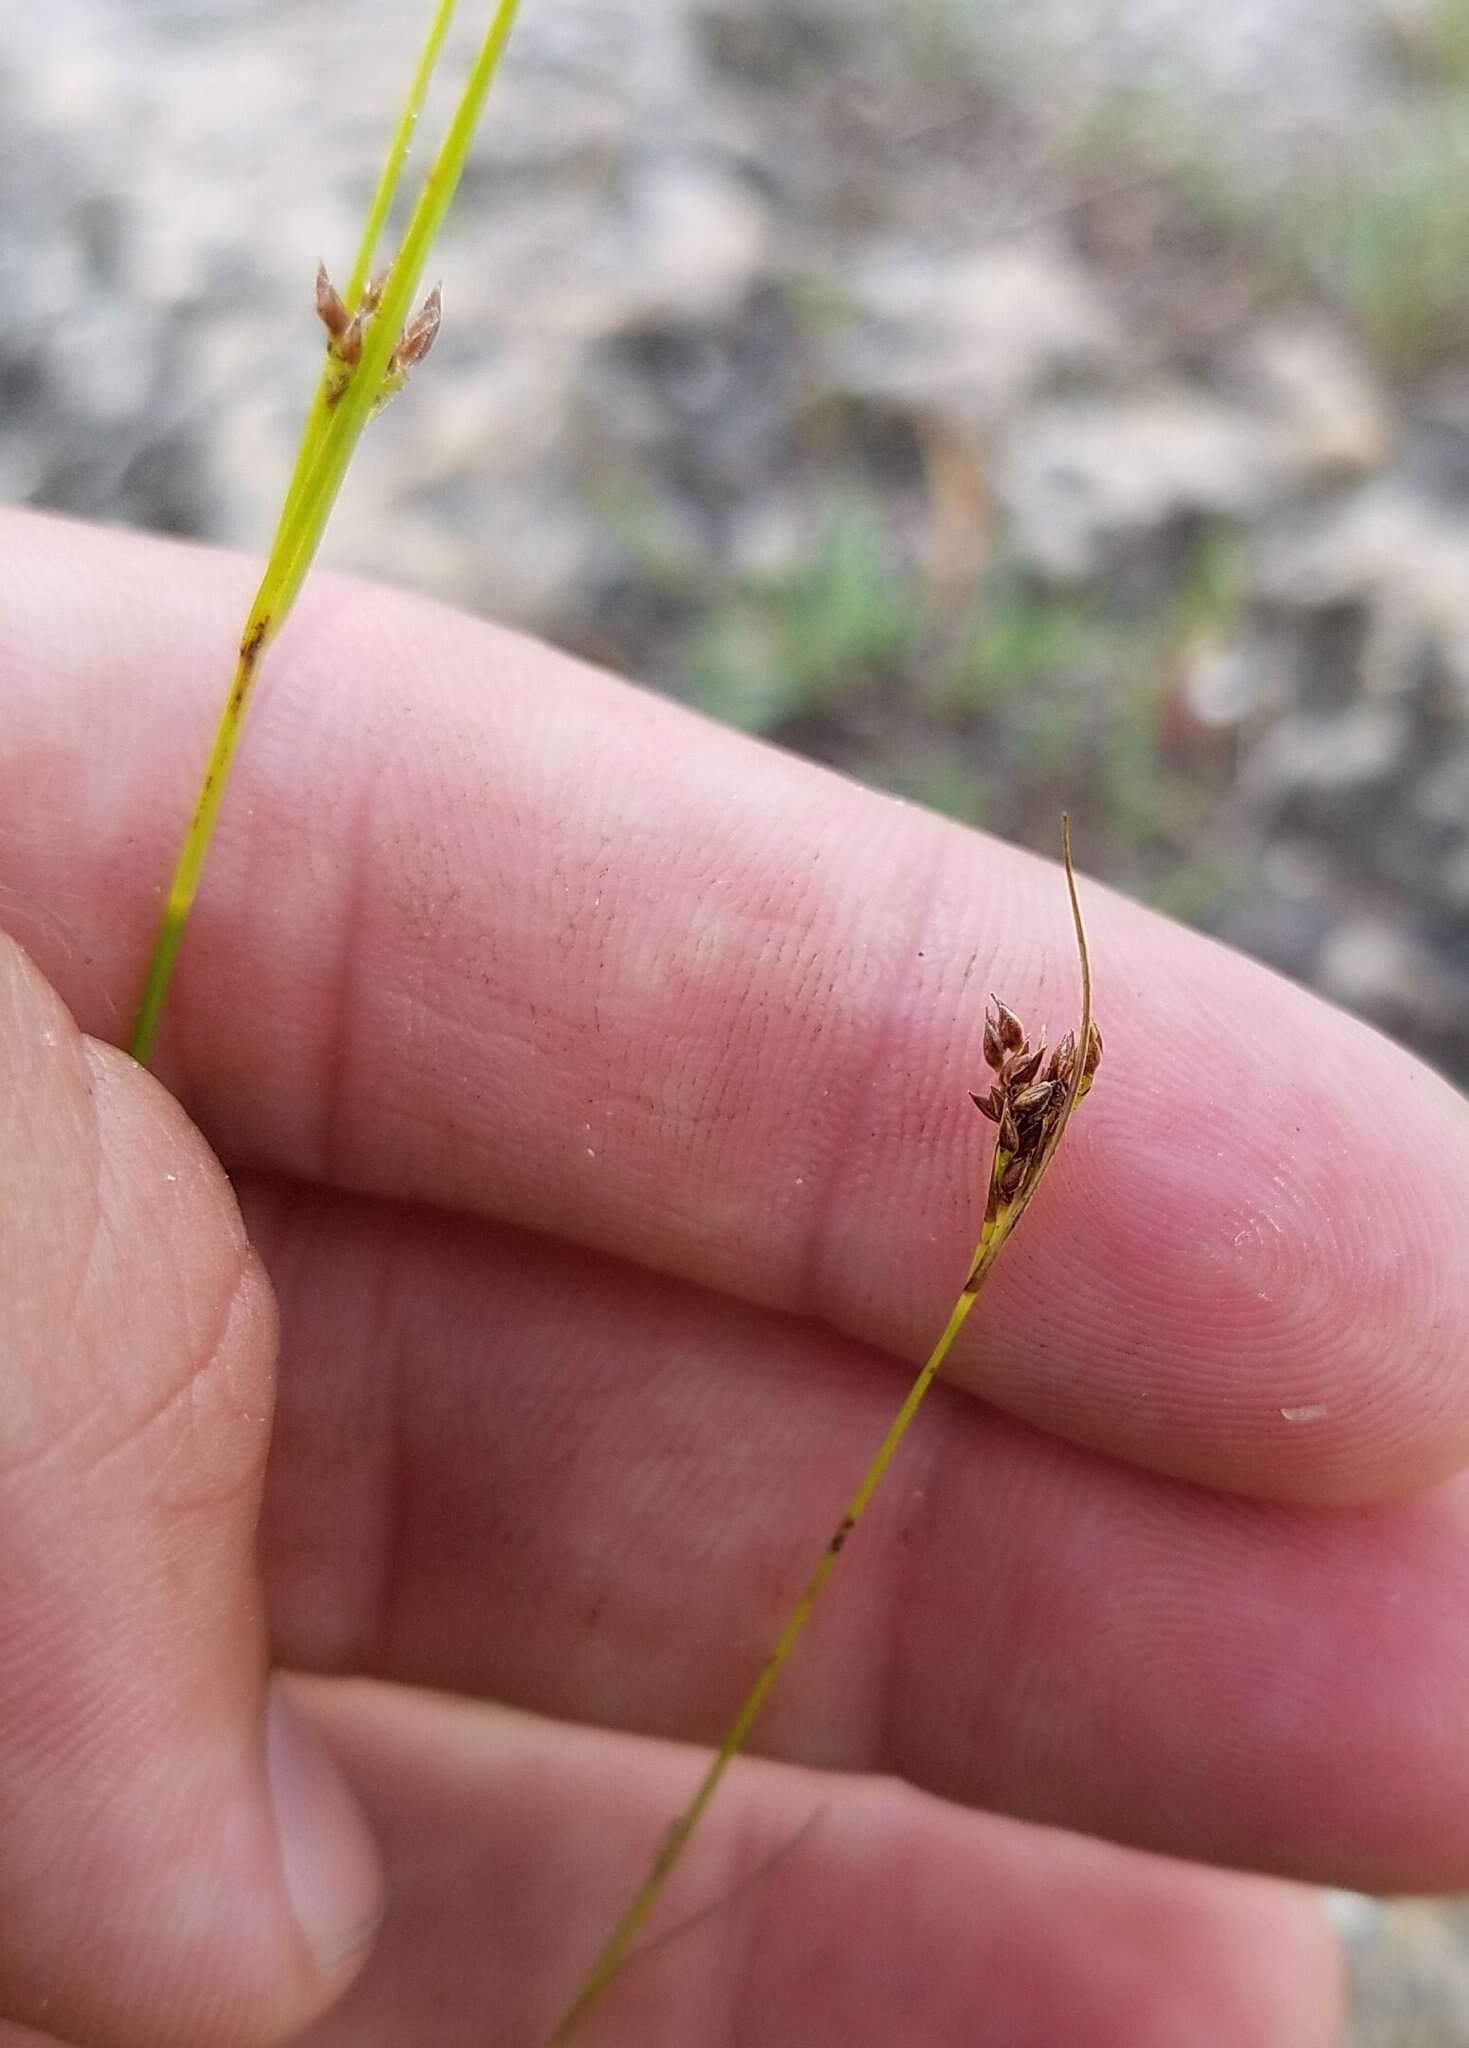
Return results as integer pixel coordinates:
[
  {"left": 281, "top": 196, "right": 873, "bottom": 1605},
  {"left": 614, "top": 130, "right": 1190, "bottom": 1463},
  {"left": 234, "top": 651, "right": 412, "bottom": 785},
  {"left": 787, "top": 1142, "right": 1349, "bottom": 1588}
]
[{"left": 6, "top": 509, "right": 1469, "bottom": 2046}]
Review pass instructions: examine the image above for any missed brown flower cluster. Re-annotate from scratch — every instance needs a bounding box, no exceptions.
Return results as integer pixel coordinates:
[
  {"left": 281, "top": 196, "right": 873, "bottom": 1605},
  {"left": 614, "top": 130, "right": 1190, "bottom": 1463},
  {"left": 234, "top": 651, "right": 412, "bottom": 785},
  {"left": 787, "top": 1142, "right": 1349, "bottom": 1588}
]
[
  {"left": 970, "top": 996, "right": 1102, "bottom": 1213},
  {"left": 315, "top": 263, "right": 442, "bottom": 405}
]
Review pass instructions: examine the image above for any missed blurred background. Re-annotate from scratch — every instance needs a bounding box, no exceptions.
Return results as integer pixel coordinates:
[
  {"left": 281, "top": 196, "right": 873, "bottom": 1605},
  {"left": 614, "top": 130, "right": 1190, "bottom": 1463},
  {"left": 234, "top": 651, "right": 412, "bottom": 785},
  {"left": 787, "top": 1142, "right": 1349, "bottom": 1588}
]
[{"left": 6, "top": 0, "right": 1469, "bottom": 2035}]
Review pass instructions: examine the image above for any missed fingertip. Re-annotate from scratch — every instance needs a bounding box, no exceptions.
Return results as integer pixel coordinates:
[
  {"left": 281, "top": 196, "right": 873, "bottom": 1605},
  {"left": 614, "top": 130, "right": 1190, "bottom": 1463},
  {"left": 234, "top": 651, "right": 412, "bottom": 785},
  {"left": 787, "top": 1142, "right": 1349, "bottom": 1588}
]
[
  {"left": 1109, "top": 1875, "right": 1344, "bottom": 2048},
  {"left": 265, "top": 1680, "right": 385, "bottom": 1986},
  {"left": 964, "top": 902, "right": 1469, "bottom": 1505}
]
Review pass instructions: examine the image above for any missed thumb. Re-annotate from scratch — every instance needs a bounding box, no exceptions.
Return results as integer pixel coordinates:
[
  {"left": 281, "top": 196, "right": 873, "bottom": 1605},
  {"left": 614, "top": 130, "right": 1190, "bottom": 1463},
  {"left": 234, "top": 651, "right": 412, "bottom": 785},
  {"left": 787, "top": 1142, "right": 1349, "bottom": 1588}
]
[{"left": 0, "top": 935, "right": 382, "bottom": 2045}]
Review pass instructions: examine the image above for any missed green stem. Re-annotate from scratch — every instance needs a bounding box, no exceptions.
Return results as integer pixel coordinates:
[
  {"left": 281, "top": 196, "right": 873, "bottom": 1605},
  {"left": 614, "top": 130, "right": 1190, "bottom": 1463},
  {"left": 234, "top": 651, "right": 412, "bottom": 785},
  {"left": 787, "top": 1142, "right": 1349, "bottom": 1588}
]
[
  {"left": 347, "top": 0, "right": 460, "bottom": 309},
  {"left": 128, "top": 0, "right": 522, "bottom": 1063},
  {"left": 273, "top": 0, "right": 461, "bottom": 550},
  {"left": 544, "top": 1282, "right": 986, "bottom": 2047},
  {"left": 128, "top": 606, "right": 271, "bottom": 1063},
  {"left": 253, "top": 0, "right": 523, "bottom": 638},
  {"left": 546, "top": 821, "right": 1094, "bottom": 2045}
]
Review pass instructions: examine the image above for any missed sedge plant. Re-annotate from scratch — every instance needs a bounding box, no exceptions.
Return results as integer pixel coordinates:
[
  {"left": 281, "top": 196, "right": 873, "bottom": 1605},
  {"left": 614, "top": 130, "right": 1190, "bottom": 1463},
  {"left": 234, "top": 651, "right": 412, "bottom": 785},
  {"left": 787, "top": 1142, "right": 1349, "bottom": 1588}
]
[
  {"left": 546, "top": 820, "right": 1101, "bottom": 2044},
  {"left": 127, "top": 0, "right": 521, "bottom": 1063},
  {"left": 122, "top": 6, "right": 1106, "bottom": 2042}
]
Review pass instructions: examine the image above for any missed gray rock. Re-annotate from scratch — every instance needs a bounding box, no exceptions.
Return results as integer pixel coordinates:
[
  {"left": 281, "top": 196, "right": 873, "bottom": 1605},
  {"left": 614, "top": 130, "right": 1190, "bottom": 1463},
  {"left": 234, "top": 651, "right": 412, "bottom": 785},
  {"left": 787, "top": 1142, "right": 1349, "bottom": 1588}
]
[
  {"left": 997, "top": 388, "right": 1280, "bottom": 582},
  {"left": 1243, "top": 701, "right": 1412, "bottom": 805},
  {"left": 1334, "top": 1890, "right": 1469, "bottom": 2045},
  {"left": 1231, "top": 318, "right": 1394, "bottom": 483},
  {"left": 0, "top": 49, "right": 203, "bottom": 532},
  {"left": 1258, "top": 486, "right": 1469, "bottom": 702},
  {"left": 1317, "top": 913, "right": 1468, "bottom": 1041},
  {"left": 836, "top": 234, "right": 1123, "bottom": 428}
]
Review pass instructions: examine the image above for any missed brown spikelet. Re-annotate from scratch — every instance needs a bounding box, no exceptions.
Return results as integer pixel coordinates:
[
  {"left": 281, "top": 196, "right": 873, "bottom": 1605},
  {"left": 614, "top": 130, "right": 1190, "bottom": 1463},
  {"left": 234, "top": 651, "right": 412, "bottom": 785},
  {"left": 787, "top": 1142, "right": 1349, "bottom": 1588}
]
[
  {"left": 982, "top": 1010, "right": 1004, "bottom": 1071},
  {"left": 314, "top": 262, "right": 363, "bottom": 367},
  {"left": 1008, "top": 1041, "right": 1045, "bottom": 1089},
  {"left": 389, "top": 283, "right": 442, "bottom": 378},
  {"left": 972, "top": 976, "right": 1103, "bottom": 1231},
  {"left": 314, "top": 261, "right": 351, "bottom": 338},
  {"left": 992, "top": 997, "right": 1025, "bottom": 1054},
  {"left": 1010, "top": 1080, "right": 1054, "bottom": 1118}
]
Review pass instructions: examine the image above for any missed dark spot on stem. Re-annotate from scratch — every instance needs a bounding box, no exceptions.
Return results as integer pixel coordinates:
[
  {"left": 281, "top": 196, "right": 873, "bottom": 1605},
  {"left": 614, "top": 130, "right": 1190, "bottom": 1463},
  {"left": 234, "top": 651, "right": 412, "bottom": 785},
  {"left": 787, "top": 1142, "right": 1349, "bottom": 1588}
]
[
  {"left": 829, "top": 1514, "right": 857, "bottom": 1556},
  {"left": 229, "top": 620, "right": 270, "bottom": 715}
]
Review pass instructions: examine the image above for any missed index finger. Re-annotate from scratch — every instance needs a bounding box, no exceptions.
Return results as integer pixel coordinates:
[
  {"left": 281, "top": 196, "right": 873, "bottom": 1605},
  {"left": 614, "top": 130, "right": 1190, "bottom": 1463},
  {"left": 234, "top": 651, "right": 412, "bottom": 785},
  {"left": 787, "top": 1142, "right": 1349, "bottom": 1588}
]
[{"left": 5, "top": 507, "right": 1468, "bottom": 1503}]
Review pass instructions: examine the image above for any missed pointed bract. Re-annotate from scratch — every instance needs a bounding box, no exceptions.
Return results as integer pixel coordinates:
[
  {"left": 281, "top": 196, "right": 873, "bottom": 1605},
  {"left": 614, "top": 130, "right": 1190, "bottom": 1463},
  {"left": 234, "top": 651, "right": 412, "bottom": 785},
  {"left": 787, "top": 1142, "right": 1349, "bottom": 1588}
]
[
  {"left": 992, "top": 997, "right": 1025, "bottom": 1053},
  {"left": 982, "top": 1010, "right": 1004, "bottom": 1070},
  {"left": 392, "top": 282, "right": 442, "bottom": 376}
]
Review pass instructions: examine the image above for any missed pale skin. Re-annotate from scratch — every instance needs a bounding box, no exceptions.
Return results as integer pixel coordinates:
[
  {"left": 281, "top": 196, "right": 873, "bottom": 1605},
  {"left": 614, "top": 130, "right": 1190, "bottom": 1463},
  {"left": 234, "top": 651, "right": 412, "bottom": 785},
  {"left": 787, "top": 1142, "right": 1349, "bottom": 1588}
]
[{"left": 8, "top": 510, "right": 1469, "bottom": 2046}]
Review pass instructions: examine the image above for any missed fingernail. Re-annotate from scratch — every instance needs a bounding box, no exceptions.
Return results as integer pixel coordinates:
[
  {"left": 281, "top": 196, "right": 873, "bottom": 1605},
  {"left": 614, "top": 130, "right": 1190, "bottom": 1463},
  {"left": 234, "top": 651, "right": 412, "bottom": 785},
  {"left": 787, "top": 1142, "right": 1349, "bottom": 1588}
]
[{"left": 265, "top": 1679, "right": 384, "bottom": 1972}]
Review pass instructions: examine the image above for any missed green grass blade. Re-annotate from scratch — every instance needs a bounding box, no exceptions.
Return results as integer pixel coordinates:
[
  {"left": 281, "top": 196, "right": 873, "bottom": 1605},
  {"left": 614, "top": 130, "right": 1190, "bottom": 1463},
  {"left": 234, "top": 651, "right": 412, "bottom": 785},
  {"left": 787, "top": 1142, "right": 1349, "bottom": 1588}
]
[{"left": 346, "top": 0, "right": 460, "bottom": 310}]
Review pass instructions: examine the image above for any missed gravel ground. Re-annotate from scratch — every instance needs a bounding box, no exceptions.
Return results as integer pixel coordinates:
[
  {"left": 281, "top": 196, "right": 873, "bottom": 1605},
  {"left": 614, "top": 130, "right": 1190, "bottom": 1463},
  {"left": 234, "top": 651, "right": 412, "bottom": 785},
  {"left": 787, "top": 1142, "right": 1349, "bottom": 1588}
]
[{"left": 6, "top": 1, "right": 1469, "bottom": 2039}]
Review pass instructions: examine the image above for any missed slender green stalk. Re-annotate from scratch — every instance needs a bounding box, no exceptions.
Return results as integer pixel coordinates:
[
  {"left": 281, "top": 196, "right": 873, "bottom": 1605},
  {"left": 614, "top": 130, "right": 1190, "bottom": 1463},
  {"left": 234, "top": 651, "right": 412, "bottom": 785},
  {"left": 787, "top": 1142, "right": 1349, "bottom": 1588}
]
[
  {"left": 263, "top": 0, "right": 520, "bottom": 628},
  {"left": 544, "top": 1301, "right": 976, "bottom": 2048},
  {"left": 128, "top": 0, "right": 522, "bottom": 1064},
  {"left": 547, "top": 821, "right": 1099, "bottom": 2046},
  {"left": 273, "top": 0, "right": 460, "bottom": 548}
]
